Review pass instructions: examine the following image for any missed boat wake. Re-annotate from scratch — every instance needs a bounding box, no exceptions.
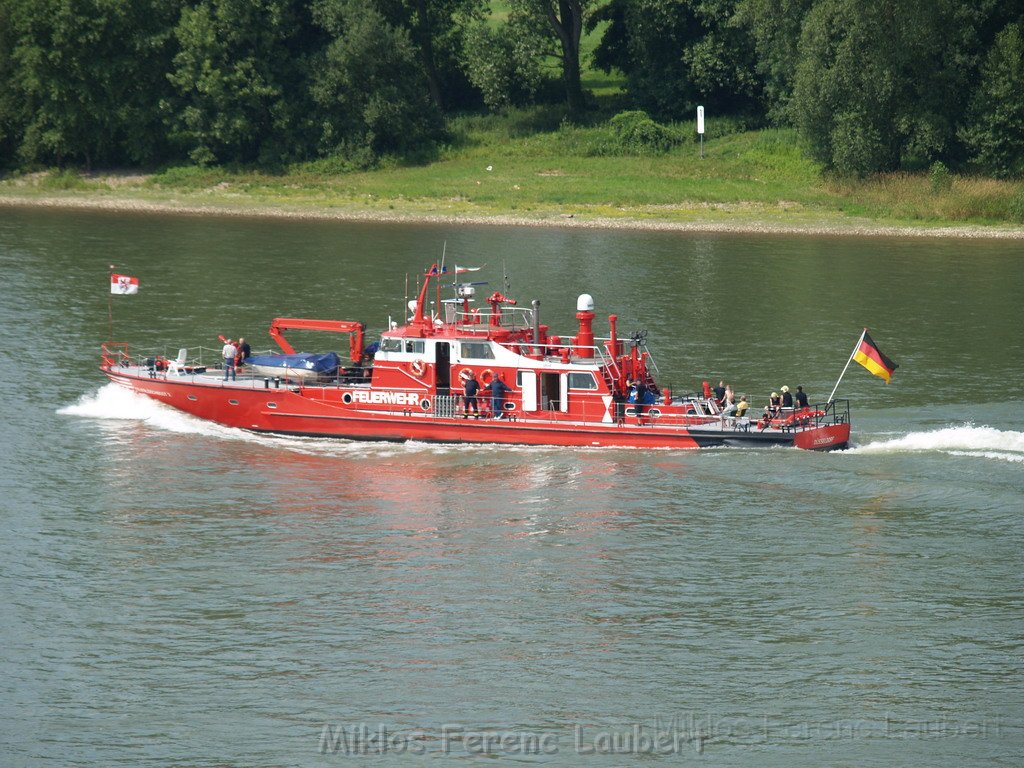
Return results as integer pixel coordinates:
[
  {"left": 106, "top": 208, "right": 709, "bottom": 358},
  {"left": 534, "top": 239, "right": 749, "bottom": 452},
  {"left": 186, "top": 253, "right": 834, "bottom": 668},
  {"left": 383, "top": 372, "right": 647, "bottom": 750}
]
[
  {"left": 849, "top": 424, "right": 1024, "bottom": 463},
  {"left": 58, "top": 383, "right": 245, "bottom": 439},
  {"left": 57, "top": 384, "right": 569, "bottom": 458}
]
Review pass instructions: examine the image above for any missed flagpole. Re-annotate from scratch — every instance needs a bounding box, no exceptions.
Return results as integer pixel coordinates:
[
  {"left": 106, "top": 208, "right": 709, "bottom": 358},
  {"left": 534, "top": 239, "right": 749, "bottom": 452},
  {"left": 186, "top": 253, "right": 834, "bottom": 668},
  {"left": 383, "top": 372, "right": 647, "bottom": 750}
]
[
  {"left": 436, "top": 241, "right": 446, "bottom": 321},
  {"left": 108, "top": 265, "right": 115, "bottom": 342},
  {"left": 828, "top": 328, "right": 866, "bottom": 403}
]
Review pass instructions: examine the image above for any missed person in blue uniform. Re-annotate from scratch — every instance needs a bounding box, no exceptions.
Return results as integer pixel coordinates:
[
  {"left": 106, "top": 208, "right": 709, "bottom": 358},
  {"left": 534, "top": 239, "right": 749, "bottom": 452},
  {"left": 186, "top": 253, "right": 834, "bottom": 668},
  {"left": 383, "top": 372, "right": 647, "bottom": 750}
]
[
  {"left": 486, "top": 373, "right": 511, "bottom": 418},
  {"left": 460, "top": 369, "right": 480, "bottom": 418},
  {"left": 628, "top": 379, "right": 654, "bottom": 422}
]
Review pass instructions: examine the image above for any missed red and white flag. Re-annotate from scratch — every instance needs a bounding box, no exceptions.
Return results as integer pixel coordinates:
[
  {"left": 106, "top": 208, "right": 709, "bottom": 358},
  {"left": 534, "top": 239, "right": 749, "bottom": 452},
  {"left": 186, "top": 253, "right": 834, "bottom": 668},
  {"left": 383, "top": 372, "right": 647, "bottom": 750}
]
[
  {"left": 110, "top": 274, "right": 139, "bottom": 295},
  {"left": 454, "top": 265, "right": 481, "bottom": 273}
]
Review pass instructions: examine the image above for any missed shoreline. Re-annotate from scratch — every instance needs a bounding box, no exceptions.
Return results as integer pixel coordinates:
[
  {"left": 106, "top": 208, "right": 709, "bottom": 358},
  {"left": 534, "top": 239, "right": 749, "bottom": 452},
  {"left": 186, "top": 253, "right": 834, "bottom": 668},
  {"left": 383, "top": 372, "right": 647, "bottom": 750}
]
[{"left": 3, "top": 192, "right": 1024, "bottom": 240}]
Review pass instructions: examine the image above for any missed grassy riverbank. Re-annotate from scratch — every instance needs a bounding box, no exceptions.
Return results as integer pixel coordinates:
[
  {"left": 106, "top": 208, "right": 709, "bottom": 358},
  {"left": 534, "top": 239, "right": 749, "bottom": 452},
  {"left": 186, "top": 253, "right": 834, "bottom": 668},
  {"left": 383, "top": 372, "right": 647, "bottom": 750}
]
[{"left": 3, "top": 118, "right": 1024, "bottom": 237}]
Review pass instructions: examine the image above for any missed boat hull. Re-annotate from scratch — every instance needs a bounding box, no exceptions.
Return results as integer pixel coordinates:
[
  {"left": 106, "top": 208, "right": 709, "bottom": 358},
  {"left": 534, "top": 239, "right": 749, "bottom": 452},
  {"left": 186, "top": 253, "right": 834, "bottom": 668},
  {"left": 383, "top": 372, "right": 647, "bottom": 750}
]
[{"left": 105, "top": 370, "right": 849, "bottom": 451}]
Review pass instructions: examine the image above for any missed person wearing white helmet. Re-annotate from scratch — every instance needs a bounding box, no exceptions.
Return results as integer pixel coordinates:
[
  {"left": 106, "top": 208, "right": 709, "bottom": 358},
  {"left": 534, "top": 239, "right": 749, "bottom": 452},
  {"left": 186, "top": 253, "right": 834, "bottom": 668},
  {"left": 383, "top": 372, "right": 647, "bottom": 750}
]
[{"left": 780, "top": 385, "right": 793, "bottom": 409}]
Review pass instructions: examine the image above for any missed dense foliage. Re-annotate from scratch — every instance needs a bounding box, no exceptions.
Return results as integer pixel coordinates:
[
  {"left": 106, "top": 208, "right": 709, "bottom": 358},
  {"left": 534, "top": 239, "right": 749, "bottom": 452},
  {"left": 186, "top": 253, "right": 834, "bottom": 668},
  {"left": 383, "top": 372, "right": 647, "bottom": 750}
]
[{"left": 0, "top": 0, "right": 1021, "bottom": 177}]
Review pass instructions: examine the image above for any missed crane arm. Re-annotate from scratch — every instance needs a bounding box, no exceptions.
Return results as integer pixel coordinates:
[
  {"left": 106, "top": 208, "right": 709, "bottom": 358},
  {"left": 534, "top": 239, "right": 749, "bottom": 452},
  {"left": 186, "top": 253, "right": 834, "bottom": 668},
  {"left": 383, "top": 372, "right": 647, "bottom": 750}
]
[{"left": 268, "top": 318, "right": 366, "bottom": 362}]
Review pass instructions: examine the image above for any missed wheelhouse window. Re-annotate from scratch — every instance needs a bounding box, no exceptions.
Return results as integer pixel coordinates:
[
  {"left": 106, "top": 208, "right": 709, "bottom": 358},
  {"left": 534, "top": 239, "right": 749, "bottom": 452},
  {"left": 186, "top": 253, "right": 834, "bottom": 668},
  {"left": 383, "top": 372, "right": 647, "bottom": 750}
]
[
  {"left": 460, "top": 342, "right": 495, "bottom": 360},
  {"left": 380, "top": 338, "right": 402, "bottom": 353},
  {"left": 405, "top": 340, "right": 425, "bottom": 354},
  {"left": 568, "top": 372, "right": 598, "bottom": 390}
]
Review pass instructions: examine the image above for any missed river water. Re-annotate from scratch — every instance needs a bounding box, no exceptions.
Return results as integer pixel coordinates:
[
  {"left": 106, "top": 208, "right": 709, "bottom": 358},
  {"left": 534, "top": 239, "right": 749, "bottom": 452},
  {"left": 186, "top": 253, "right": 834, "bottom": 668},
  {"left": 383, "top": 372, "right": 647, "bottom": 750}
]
[{"left": 1, "top": 208, "right": 1022, "bottom": 766}]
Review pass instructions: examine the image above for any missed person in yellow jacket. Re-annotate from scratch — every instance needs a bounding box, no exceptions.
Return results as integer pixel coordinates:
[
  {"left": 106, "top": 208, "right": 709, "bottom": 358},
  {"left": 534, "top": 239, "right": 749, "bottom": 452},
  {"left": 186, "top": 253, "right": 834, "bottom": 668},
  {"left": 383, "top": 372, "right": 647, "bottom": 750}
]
[{"left": 735, "top": 396, "right": 750, "bottom": 418}]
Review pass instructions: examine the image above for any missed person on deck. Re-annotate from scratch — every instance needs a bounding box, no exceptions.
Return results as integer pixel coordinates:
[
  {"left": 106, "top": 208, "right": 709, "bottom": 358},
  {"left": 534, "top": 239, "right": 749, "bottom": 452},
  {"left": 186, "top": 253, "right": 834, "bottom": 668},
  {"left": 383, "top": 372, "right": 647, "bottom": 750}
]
[
  {"left": 222, "top": 339, "right": 237, "bottom": 382},
  {"left": 735, "top": 396, "right": 750, "bottom": 418},
  {"left": 780, "top": 385, "right": 793, "bottom": 409},
  {"left": 720, "top": 395, "right": 738, "bottom": 421},
  {"left": 236, "top": 337, "right": 251, "bottom": 367},
  {"left": 795, "top": 385, "right": 809, "bottom": 409},
  {"left": 767, "top": 391, "right": 782, "bottom": 418},
  {"left": 460, "top": 369, "right": 480, "bottom": 418},
  {"left": 486, "top": 373, "right": 511, "bottom": 419},
  {"left": 712, "top": 380, "right": 726, "bottom": 406}
]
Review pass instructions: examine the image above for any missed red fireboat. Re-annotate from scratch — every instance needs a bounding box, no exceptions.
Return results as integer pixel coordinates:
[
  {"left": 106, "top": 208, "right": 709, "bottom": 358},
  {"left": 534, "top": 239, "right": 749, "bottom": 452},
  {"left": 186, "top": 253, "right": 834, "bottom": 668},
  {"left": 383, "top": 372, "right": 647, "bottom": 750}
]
[{"left": 100, "top": 263, "right": 851, "bottom": 450}]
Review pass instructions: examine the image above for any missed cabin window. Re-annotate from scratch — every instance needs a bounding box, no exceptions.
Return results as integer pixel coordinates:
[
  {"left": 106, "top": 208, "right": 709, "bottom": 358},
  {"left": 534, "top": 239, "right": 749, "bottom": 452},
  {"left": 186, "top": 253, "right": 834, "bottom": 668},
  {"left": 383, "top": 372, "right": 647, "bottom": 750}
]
[
  {"left": 568, "top": 372, "right": 598, "bottom": 390},
  {"left": 380, "top": 338, "right": 402, "bottom": 353},
  {"left": 460, "top": 341, "right": 495, "bottom": 360},
  {"left": 405, "top": 340, "right": 425, "bottom": 354}
]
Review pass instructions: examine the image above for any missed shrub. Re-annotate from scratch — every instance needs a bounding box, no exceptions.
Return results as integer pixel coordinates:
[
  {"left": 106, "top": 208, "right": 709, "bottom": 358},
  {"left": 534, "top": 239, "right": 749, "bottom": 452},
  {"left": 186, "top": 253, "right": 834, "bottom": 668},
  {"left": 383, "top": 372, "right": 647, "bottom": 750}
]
[
  {"left": 607, "top": 110, "right": 682, "bottom": 154},
  {"left": 929, "top": 161, "right": 952, "bottom": 193},
  {"left": 1009, "top": 189, "right": 1024, "bottom": 223},
  {"left": 40, "top": 169, "right": 87, "bottom": 190}
]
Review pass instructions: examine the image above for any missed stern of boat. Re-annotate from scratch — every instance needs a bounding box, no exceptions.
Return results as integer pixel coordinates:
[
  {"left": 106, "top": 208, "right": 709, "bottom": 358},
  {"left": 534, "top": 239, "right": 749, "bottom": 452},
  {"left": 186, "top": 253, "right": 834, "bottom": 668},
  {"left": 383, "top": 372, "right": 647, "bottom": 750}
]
[{"left": 793, "top": 399, "right": 851, "bottom": 451}]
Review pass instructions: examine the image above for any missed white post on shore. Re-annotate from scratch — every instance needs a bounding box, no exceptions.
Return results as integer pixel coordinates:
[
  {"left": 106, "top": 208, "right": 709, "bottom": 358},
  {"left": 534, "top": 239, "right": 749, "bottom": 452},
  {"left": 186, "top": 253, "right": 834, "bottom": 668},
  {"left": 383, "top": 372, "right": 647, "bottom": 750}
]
[
  {"left": 697, "top": 106, "right": 705, "bottom": 159},
  {"left": 828, "top": 328, "right": 867, "bottom": 403}
]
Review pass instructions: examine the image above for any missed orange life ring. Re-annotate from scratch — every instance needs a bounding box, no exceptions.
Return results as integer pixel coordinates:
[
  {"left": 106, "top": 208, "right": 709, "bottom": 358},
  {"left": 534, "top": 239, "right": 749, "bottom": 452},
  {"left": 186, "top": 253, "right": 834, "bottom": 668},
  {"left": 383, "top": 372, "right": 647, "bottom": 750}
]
[
  {"left": 410, "top": 359, "right": 427, "bottom": 377},
  {"left": 480, "top": 369, "right": 494, "bottom": 384}
]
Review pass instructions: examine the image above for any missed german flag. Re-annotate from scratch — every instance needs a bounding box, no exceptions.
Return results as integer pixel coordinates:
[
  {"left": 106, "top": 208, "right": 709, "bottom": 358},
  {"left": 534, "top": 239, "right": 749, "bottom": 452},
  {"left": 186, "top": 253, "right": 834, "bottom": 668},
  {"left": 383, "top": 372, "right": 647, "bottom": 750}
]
[{"left": 853, "top": 331, "right": 898, "bottom": 383}]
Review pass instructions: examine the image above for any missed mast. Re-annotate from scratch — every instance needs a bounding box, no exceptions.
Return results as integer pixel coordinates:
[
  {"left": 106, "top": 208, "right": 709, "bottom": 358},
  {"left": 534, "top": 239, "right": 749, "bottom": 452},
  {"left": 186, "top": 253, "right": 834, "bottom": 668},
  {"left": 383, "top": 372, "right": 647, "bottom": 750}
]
[{"left": 828, "top": 328, "right": 867, "bottom": 403}]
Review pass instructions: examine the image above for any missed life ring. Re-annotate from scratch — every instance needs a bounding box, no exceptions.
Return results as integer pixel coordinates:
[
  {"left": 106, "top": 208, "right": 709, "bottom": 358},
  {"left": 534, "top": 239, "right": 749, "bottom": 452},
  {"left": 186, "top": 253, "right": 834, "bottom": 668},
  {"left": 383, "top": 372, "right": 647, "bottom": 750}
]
[
  {"left": 410, "top": 359, "right": 427, "bottom": 377},
  {"left": 480, "top": 369, "right": 494, "bottom": 384},
  {"left": 459, "top": 368, "right": 473, "bottom": 382}
]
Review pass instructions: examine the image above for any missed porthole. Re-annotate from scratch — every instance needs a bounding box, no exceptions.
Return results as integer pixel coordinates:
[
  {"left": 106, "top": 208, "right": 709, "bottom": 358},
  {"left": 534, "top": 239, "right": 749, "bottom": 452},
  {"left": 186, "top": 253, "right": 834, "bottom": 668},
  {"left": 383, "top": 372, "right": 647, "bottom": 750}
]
[
  {"left": 342, "top": 392, "right": 353, "bottom": 405},
  {"left": 648, "top": 408, "right": 661, "bottom": 417},
  {"left": 187, "top": 395, "right": 198, "bottom": 401},
  {"left": 420, "top": 398, "right": 431, "bottom": 411},
  {"left": 267, "top": 402, "right": 278, "bottom": 409},
  {"left": 228, "top": 399, "right": 239, "bottom": 406}
]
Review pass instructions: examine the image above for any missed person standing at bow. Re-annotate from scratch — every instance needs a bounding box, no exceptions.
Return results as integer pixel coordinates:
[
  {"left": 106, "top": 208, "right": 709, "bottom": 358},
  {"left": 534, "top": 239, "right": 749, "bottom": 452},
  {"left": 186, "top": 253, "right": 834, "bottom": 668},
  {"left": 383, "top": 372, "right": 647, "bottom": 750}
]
[{"left": 222, "top": 338, "right": 237, "bottom": 381}]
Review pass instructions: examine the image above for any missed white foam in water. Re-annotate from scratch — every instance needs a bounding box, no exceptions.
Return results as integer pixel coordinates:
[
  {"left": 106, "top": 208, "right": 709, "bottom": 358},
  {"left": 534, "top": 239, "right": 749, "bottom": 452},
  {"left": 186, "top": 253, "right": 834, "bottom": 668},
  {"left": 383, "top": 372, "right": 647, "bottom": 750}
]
[
  {"left": 58, "top": 383, "right": 246, "bottom": 440},
  {"left": 849, "top": 424, "right": 1024, "bottom": 463},
  {"left": 58, "top": 384, "right": 551, "bottom": 458}
]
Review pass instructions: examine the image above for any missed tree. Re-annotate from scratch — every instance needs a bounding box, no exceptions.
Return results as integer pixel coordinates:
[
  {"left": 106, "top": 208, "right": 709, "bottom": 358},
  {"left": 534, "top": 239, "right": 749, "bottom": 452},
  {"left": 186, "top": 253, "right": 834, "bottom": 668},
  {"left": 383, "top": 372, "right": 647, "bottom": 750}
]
[
  {"left": 961, "top": 23, "right": 1024, "bottom": 178},
  {"left": 1, "top": 0, "right": 179, "bottom": 168},
  {"left": 791, "top": 0, "right": 1000, "bottom": 175},
  {"left": 165, "top": 0, "right": 321, "bottom": 165},
  {"left": 590, "top": 0, "right": 763, "bottom": 121},
  {"left": 733, "top": 0, "right": 813, "bottom": 123},
  {"left": 461, "top": 17, "right": 545, "bottom": 110},
  {"left": 0, "top": 0, "right": 18, "bottom": 167},
  {"left": 311, "top": 0, "right": 443, "bottom": 157},
  {"left": 511, "top": 0, "right": 599, "bottom": 117}
]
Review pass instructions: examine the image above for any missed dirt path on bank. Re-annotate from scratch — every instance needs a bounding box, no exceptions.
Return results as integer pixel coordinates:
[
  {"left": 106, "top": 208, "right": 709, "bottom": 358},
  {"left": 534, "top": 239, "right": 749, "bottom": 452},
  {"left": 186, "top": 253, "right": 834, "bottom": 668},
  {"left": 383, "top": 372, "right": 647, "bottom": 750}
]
[{"left": 3, "top": 193, "right": 1023, "bottom": 240}]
